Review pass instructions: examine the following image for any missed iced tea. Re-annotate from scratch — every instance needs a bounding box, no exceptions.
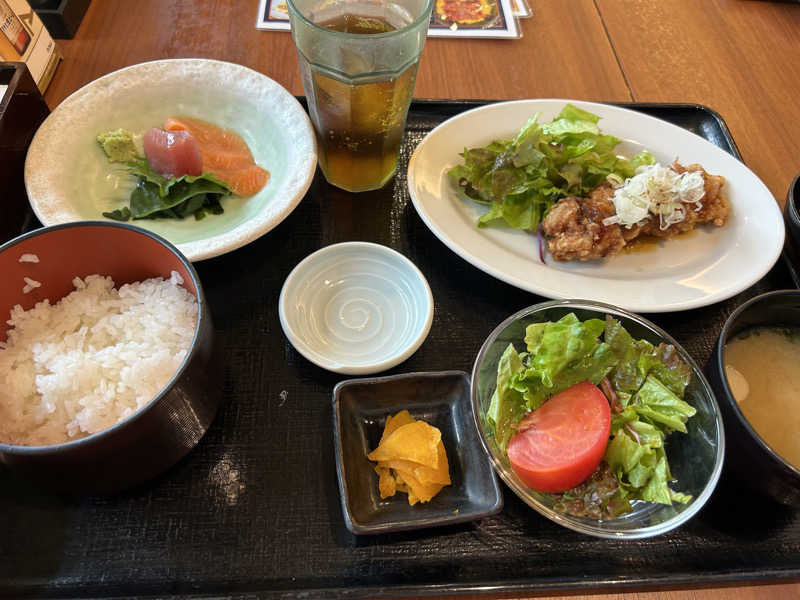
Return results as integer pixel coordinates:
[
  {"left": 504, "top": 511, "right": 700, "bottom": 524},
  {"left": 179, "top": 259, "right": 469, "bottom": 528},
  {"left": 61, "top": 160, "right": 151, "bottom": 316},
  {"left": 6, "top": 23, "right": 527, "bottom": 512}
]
[{"left": 299, "top": 15, "right": 419, "bottom": 192}]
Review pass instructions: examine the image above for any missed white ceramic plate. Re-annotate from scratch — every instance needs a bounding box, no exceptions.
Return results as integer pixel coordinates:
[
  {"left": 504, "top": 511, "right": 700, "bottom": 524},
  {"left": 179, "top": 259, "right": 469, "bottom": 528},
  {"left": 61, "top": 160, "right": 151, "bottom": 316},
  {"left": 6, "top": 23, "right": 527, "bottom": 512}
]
[
  {"left": 407, "top": 99, "right": 785, "bottom": 313},
  {"left": 25, "top": 59, "right": 317, "bottom": 262},
  {"left": 279, "top": 242, "right": 434, "bottom": 375}
]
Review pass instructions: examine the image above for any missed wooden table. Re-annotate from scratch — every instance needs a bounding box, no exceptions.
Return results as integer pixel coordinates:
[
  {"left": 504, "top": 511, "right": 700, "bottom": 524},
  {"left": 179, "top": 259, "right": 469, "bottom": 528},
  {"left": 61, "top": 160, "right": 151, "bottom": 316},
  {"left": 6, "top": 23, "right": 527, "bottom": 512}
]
[{"left": 40, "top": 1, "right": 799, "bottom": 599}]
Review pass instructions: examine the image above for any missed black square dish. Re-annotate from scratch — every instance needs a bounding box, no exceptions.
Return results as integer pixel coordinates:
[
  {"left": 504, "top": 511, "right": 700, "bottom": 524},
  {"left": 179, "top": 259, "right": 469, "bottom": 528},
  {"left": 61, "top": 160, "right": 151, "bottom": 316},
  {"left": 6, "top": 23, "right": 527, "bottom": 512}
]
[{"left": 333, "top": 371, "right": 503, "bottom": 534}]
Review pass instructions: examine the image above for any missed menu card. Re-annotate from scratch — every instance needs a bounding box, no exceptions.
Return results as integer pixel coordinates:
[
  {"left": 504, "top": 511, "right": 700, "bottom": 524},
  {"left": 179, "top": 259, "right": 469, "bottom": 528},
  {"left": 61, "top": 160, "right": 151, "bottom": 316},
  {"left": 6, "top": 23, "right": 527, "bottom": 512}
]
[{"left": 256, "top": 0, "right": 528, "bottom": 38}]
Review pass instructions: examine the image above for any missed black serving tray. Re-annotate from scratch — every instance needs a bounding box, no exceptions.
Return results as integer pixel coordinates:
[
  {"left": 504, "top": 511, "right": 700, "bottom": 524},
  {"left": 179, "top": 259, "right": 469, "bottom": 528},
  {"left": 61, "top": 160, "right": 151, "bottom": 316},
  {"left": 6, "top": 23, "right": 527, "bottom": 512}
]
[{"left": 1, "top": 101, "right": 798, "bottom": 599}]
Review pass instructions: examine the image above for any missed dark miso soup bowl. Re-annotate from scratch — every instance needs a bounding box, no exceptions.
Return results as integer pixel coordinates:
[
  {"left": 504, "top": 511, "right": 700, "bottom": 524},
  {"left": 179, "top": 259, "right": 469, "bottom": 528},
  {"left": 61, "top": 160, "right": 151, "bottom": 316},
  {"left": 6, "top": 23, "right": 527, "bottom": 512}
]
[
  {"left": 709, "top": 290, "right": 800, "bottom": 506},
  {"left": 0, "top": 222, "right": 222, "bottom": 494},
  {"left": 783, "top": 171, "right": 800, "bottom": 286}
]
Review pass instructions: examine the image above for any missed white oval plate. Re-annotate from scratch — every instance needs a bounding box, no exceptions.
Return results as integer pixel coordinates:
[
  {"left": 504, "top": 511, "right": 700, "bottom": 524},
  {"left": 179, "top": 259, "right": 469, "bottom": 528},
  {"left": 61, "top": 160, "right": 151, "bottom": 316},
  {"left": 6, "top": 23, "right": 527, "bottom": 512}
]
[
  {"left": 407, "top": 99, "right": 785, "bottom": 313},
  {"left": 25, "top": 58, "right": 317, "bottom": 262}
]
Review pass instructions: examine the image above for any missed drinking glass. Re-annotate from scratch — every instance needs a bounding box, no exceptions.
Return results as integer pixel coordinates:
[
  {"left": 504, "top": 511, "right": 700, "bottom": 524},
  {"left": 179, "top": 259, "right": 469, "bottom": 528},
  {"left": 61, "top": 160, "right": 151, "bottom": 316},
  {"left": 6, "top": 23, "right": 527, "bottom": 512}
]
[{"left": 287, "top": 0, "right": 433, "bottom": 192}]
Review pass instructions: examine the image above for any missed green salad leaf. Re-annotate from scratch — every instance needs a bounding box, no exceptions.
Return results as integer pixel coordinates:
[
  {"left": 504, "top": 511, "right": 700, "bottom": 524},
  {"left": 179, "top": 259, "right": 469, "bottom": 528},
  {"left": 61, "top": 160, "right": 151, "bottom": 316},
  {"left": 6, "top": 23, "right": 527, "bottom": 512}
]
[
  {"left": 98, "top": 135, "right": 232, "bottom": 222},
  {"left": 490, "top": 314, "right": 617, "bottom": 446},
  {"left": 128, "top": 177, "right": 228, "bottom": 221},
  {"left": 605, "top": 316, "right": 692, "bottom": 402},
  {"left": 485, "top": 312, "right": 696, "bottom": 517},
  {"left": 486, "top": 344, "right": 528, "bottom": 449},
  {"left": 447, "top": 104, "right": 655, "bottom": 232}
]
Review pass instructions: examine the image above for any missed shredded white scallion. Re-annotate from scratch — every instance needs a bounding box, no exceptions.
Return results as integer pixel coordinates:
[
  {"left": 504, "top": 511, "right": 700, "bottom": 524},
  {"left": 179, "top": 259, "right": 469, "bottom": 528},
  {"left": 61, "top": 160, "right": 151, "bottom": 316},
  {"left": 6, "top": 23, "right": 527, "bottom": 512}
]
[{"left": 611, "top": 164, "right": 705, "bottom": 229}]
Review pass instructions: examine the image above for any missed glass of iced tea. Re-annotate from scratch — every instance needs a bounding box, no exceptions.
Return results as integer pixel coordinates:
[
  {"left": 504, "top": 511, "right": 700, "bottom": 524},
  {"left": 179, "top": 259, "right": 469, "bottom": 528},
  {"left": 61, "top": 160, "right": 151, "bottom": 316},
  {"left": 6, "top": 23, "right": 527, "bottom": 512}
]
[{"left": 287, "top": 0, "right": 433, "bottom": 192}]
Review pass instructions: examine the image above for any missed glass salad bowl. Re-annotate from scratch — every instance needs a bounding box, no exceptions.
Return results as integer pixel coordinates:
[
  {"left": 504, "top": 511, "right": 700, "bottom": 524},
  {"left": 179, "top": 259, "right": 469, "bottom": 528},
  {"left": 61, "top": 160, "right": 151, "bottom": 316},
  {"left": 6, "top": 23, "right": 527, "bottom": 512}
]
[{"left": 471, "top": 300, "right": 725, "bottom": 539}]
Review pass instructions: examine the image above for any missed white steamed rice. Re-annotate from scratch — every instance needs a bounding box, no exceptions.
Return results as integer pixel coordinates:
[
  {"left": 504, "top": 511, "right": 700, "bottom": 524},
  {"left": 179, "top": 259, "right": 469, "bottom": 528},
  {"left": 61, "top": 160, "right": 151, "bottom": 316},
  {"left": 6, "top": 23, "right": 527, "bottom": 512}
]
[
  {"left": 22, "top": 277, "right": 41, "bottom": 294},
  {"left": 0, "top": 271, "right": 198, "bottom": 446}
]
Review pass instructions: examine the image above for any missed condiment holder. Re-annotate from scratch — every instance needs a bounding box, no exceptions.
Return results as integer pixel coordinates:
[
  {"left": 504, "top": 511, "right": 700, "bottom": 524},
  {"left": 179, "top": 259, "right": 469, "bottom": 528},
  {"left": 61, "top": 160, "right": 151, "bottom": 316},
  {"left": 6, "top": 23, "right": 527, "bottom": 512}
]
[
  {"left": 333, "top": 371, "right": 503, "bottom": 534},
  {"left": 279, "top": 242, "right": 433, "bottom": 375}
]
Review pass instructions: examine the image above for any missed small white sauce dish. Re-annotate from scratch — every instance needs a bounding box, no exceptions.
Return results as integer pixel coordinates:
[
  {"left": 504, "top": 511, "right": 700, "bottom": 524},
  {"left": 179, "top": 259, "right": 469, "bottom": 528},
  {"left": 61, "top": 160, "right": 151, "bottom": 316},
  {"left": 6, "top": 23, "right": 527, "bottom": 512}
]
[{"left": 279, "top": 242, "right": 434, "bottom": 375}]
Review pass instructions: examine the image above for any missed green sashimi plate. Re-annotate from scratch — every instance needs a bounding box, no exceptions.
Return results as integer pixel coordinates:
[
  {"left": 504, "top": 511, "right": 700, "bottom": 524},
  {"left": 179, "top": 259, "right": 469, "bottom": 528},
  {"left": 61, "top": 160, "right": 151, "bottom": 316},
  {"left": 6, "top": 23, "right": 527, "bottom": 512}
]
[{"left": 25, "top": 58, "right": 317, "bottom": 261}]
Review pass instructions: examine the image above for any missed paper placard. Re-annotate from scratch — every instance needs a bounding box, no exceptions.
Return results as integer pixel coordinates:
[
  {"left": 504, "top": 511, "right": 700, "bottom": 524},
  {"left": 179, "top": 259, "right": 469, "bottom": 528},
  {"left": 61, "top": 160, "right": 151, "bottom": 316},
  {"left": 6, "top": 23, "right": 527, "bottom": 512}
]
[
  {"left": 257, "top": 0, "right": 521, "bottom": 39},
  {"left": 427, "top": 0, "right": 519, "bottom": 38},
  {"left": 0, "top": 0, "right": 61, "bottom": 92}
]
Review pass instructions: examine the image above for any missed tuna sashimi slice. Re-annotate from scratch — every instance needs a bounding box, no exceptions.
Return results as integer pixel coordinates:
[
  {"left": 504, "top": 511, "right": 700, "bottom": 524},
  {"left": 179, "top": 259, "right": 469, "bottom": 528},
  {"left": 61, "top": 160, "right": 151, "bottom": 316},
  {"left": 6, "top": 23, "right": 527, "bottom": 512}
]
[
  {"left": 163, "top": 116, "right": 269, "bottom": 196},
  {"left": 142, "top": 128, "right": 203, "bottom": 178}
]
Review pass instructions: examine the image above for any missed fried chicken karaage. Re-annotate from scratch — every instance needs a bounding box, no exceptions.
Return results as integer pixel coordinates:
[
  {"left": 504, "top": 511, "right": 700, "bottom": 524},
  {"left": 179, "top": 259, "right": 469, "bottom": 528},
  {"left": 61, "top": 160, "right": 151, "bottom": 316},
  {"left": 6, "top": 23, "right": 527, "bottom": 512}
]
[{"left": 541, "top": 163, "right": 728, "bottom": 261}]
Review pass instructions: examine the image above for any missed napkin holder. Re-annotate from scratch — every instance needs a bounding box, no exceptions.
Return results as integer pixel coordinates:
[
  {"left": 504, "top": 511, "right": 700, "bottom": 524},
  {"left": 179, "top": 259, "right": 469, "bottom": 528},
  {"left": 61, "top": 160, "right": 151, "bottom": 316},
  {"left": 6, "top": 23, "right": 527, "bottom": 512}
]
[{"left": 0, "top": 62, "right": 48, "bottom": 243}]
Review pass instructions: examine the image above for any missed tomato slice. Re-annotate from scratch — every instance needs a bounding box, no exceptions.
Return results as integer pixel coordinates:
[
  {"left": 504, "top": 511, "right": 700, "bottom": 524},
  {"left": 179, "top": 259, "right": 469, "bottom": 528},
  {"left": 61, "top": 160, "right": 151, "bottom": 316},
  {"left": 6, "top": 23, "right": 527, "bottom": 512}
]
[{"left": 506, "top": 380, "right": 611, "bottom": 493}]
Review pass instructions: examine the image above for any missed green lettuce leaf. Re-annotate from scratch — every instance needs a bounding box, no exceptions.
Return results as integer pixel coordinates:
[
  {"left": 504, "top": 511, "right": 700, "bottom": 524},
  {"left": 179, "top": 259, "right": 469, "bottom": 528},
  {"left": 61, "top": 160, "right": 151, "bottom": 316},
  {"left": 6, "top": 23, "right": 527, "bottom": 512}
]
[
  {"left": 606, "top": 427, "right": 677, "bottom": 503},
  {"left": 669, "top": 489, "right": 693, "bottom": 504},
  {"left": 606, "top": 429, "right": 648, "bottom": 475},
  {"left": 605, "top": 316, "right": 692, "bottom": 400},
  {"left": 102, "top": 207, "right": 132, "bottom": 221},
  {"left": 640, "top": 454, "right": 674, "bottom": 505},
  {"left": 125, "top": 158, "right": 229, "bottom": 196},
  {"left": 523, "top": 314, "right": 606, "bottom": 385},
  {"left": 484, "top": 312, "right": 697, "bottom": 511},
  {"left": 128, "top": 178, "right": 229, "bottom": 220},
  {"left": 102, "top": 157, "right": 232, "bottom": 222},
  {"left": 486, "top": 343, "right": 528, "bottom": 450},
  {"left": 646, "top": 343, "right": 692, "bottom": 398},
  {"left": 605, "top": 373, "right": 696, "bottom": 506},
  {"left": 448, "top": 103, "right": 655, "bottom": 232},
  {"left": 553, "top": 103, "right": 601, "bottom": 124},
  {"left": 632, "top": 375, "right": 696, "bottom": 434},
  {"left": 512, "top": 314, "right": 615, "bottom": 411}
]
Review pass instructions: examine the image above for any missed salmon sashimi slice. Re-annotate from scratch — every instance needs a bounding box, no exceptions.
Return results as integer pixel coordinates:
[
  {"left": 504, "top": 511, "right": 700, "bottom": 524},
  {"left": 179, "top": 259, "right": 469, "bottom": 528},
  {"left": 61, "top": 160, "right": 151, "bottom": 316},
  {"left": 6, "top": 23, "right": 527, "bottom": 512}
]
[
  {"left": 164, "top": 117, "right": 253, "bottom": 158},
  {"left": 212, "top": 164, "right": 271, "bottom": 198},
  {"left": 201, "top": 148, "right": 255, "bottom": 172},
  {"left": 163, "top": 116, "right": 269, "bottom": 196}
]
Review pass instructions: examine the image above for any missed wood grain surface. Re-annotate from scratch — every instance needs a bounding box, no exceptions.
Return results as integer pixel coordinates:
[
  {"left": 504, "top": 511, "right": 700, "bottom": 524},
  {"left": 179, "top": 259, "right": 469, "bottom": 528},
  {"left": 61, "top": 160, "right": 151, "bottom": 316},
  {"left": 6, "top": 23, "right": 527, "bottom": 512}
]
[
  {"left": 397, "top": 582, "right": 800, "bottom": 600},
  {"left": 414, "top": 0, "right": 632, "bottom": 102},
  {"left": 596, "top": 0, "right": 800, "bottom": 206},
  {"left": 36, "top": 1, "right": 800, "bottom": 599}
]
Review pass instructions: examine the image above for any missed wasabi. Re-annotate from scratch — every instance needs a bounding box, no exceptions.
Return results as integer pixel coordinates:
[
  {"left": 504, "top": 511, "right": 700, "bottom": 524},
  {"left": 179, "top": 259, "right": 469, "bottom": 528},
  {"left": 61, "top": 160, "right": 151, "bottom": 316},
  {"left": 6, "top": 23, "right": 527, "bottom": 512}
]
[{"left": 96, "top": 128, "right": 139, "bottom": 163}]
